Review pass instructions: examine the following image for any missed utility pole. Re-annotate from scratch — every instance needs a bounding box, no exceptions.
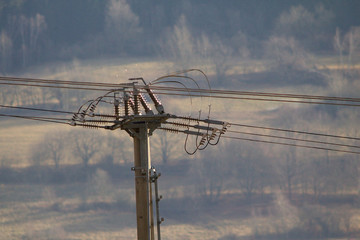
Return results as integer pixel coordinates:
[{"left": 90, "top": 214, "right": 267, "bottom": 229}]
[
  {"left": 106, "top": 80, "right": 168, "bottom": 240},
  {"left": 70, "top": 73, "right": 228, "bottom": 240},
  {"left": 131, "top": 125, "right": 153, "bottom": 239}
]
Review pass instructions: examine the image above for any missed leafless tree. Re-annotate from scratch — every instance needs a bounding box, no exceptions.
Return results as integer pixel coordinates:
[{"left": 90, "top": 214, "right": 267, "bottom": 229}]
[
  {"left": 13, "top": 14, "right": 47, "bottom": 67},
  {"left": 197, "top": 34, "right": 234, "bottom": 84},
  {"left": 31, "top": 131, "right": 66, "bottom": 170},
  {"left": 274, "top": 4, "right": 334, "bottom": 51},
  {"left": 104, "top": 0, "right": 142, "bottom": 54},
  {"left": 161, "top": 15, "right": 234, "bottom": 84},
  {"left": 264, "top": 36, "right": 312, "bottom": 71},
  {"left": 190, "top": 147, "right": 230, "bottom": 203},
  {"left": 334, "top": 27, "right": 345, "bottom": 68},
  {"left": 231, "top": 142, "right": 272, "bottom": 202},
  {"left": 344, "top": 27, "right": 360, "bottom": 65},
  {"left": 278, "top": 147, "right": 299, "bottom": 200},
  {"left": 0, "top": 30, "right": 12, "bottom": 73},
  {"left": 161, "top": 14, "right": 195, "bottom": 69},
  {"left": 102, "top": 133, "right": 132, "bottom": 165},
  {"left": 70, "top": 130, "right": 104, "bottom": 168},
  {"left": 152, "top": 131, "right": 183, "bottom": 164}
]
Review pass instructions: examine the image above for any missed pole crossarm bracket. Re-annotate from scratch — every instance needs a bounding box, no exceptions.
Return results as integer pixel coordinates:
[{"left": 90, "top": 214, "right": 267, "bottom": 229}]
[{"left": 104, "top": 114, "right": 170, "bottom": 136}]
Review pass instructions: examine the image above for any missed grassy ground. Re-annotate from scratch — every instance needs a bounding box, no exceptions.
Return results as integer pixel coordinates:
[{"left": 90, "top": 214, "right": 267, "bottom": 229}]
[{"left": 1, "top": 178, "right": 360, "bottom": 239}]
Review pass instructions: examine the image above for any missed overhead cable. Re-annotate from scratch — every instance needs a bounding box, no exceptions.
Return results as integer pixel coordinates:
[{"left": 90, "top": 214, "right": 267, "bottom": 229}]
[{"left": 222, "top": 135, "right": 360, "bottom": 155}]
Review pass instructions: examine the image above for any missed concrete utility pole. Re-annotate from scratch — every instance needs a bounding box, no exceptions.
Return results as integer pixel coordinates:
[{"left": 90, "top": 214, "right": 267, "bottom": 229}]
[
  {"left": 132, "top": 125, "right": 153, "bottom": 239},
  {"left": 116, "top": 82, "right": 168, "bottom": 240},
  {"left": 70, "top": 74, "right": 227, "bottom": 240}
]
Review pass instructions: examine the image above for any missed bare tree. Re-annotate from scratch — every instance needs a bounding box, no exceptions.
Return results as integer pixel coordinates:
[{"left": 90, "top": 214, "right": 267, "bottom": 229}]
[
  {"left": 264, "top": 36, "right": 312, "bottom": 71},
  {"left": 152, "top": 131, "right": 183, "bottom": 164},
  {"left": 161, "top": 15, "right": 233, "bottom": 84},
  {"left": 70, "top": 130, "right": 103, "bottom": 168},
  {"left": 161, "top": 14, "right": 195, "bottom": 69},
  {"left": 197, "top": 34, "right": 233, "bottom": 84},
  {"left": 32, "top": 131, "right": 66, "bottom": 170},
  {"left": 190, "top": 147, "right": 230, "bottom": 203},
  {"left": 104, "top": 0, "right": 142, "bottom": 54},
  {"left": 14, "top": 14, "right": 47, "bottom": 67},
  {"left": 277, "top": 147, "right": 298, "bottom": 200},
  {"left": 0, "top": 30, "right": 12, "bottom": 73},
  {"left": 344, "top": 26, "right": 360, "bottom": 67},
  {"left": 274, "top": 4, "right": 333, "bottom": 51},
  {"left": 231, "top": 142, "right": 272, "bottom": 203},
  {"left": 334, "top": 27, "right": 345, "bottom": 68},
  {"left": 102, "top": 133, "right": 132, "bottom": 165}
]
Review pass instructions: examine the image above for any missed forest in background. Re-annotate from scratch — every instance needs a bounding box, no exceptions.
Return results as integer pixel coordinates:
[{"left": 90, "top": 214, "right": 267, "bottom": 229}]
[{"left": 0, "top": 0, "right": 360, "bottom": 73}]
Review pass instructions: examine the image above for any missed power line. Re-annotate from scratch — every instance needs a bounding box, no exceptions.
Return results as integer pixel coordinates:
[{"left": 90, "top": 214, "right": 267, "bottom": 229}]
[
  {"left": 171, "top": 116, "right": 360, "bottom": 141},
  {"left": 0, "top": 82, "right": 114, "bottom": 91},
  {"left": 0, "top": 113, "right": 70, "bottom": 125},
  {"left": 144, "top": 85, "right": 360, "bottom": 103},
  {"left": 142, "top": 90, "right": 360, "bottom": 107},
  {"left": 222, "top": 135, "right": 360, "bottom": 155},
  {"left": 0, "top": 76, "right": 131, "bottom": 88},
  {"left": 2, "top": 76, "right": 360, "bottom": 105},
  {"left": 227, "top": 129, "right": 360, "bottom": 149},
  {"left": 0, "top": 104, "right": 75, "bottom": 115},
  {"left": 228, "top": 122, "right": 360, "bottom": 141},
  {"left": 2, "top": 80, "right": 360, "bottom": 106}
]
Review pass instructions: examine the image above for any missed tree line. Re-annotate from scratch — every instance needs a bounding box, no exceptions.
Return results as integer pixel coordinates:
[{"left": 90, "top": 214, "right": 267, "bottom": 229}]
[{"left": 0, "top": 0, "right": 359, "bottom": 74}]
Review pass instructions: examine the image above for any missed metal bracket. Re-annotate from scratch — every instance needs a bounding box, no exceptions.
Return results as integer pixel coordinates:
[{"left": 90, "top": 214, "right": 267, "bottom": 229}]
[{"left": 131, "top": 167, "right": 147, "bottom": 175}]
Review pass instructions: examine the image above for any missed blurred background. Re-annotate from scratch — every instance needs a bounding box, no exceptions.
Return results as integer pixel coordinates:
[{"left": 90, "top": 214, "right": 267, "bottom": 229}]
[{"left": 1, "top": 0, "right": 360, "bottom": 239}]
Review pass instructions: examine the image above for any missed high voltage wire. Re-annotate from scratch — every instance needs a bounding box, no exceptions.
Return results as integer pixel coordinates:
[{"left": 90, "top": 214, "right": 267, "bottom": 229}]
[
  {"left": 1, "top": 75, "right": 360, "bottom": 154},
  {"left": 0, "top": 104, "right": 119, "bottom": 120},
  {"left": 227, "top": 130, "right": 360, "bottom": 149},
  {"left": 1, "top": 76, "right": 360, "bottom": 104},
  {"left": 222, "top": 136, "right": 360, "bottom": 155},
  {"left": 140, "top": 90, "right": 360, "bottom": 107},
  {"left": 1, "top": 110, "right": 360, "bottom": 155},
  {"left": 2, "top": 112, "right": 358, "bottom": 155},
  {"left": 0, "top": 76, "right": 130, "bottom": 88},
  {"left": 0, "top": 113, "right": 70, "bottom": 125},
  {"left": 0, "top": 104, "right": 75, "bottom": 114},
  {"left": 228, "top": 122, "right": 360, "bottom": 141},
  {"left": 143, "top": 85, "right": 360, "bottom": 103},
  {"left": 163, "top": 121, "right": 360, "bottom": 152},
  {"left": 0, "top": 82, "right": 113, "bottom": 91},
  {"left": 0, "top": 113, "right": 117, "bottom": 124},
  {"left": 172, "top": 115, "right": 360, "bottom": 141},
  {"left": 2, "top": 80, "right": 360, "bottom": 106},
  {"left": 2, "top": 106, "right": 357, "bottom": 146}
]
